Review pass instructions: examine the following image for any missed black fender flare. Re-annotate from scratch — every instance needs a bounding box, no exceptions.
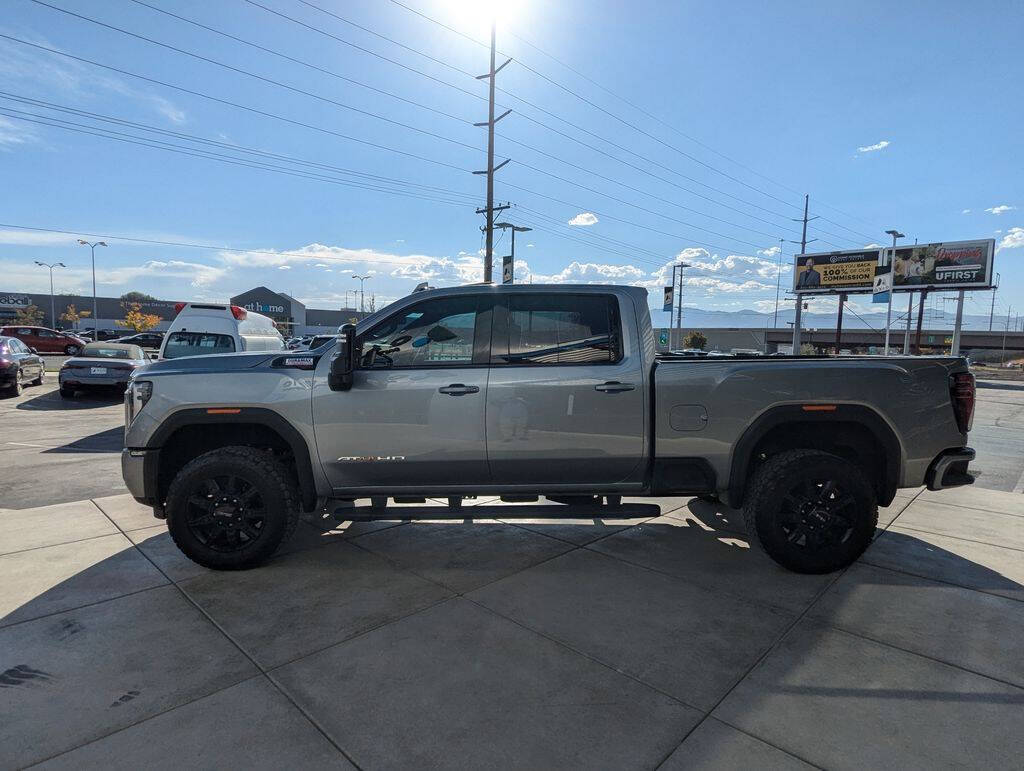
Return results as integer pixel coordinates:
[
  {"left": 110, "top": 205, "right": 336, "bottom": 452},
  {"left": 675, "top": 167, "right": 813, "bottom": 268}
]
[
  {"left": 144, "top": 407, "right": 318, "bottom": 511},
  {"left": 726, "top": 403, "right": 902, "bottom": 508}
]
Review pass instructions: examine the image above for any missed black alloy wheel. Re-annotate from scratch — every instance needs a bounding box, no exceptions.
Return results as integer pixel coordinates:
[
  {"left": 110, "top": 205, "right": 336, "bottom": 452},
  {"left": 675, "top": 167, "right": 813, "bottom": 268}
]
[
  {"left": 775, "top": 478, "right": 856, "bottom": 552},
  {"left": 184, "top": 474, "right": 267, "bottom": 552}
]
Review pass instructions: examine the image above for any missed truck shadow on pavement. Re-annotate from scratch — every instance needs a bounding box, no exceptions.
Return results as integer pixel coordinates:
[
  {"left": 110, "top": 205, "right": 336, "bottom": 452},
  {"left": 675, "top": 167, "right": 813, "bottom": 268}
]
[
  {"left": 39, "top": 427, "right": 124, "bottom": 454},
  {"left": 3, "top": 496, "right": 1023, "bottom": 768},
  {"left": 15, "top": 388, "right": 125, "bottom": 411}
]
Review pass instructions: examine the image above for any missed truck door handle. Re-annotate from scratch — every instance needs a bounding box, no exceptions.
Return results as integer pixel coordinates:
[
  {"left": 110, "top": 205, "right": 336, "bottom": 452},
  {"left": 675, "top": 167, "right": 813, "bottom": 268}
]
[
  {"left": 438, "top": 383, "right": 480, "bottom": 395},
  {"left": 594, "top": 381, "right": 636, "bottom": 393}
]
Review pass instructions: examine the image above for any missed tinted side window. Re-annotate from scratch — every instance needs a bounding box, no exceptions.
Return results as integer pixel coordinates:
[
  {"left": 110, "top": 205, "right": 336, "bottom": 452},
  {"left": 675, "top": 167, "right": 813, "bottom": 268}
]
[
  {"left": 500, "top": 295, "right": 621, "bottom": 365},
  {"left": 359, "top": 296, "right": 479, "bottom": 367}
]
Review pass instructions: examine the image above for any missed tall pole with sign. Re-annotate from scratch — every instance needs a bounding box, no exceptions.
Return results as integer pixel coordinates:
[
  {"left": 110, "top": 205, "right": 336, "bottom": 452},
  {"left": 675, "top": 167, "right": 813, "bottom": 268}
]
[
  {"left": 792, "top": 195, "right": 812, "bottom": 352},
  {"left": 883, "top": 230, "right": 904, "bottom": 356},
  {"left": 951, "top": 290, "right": 965, "bottom": 356}
]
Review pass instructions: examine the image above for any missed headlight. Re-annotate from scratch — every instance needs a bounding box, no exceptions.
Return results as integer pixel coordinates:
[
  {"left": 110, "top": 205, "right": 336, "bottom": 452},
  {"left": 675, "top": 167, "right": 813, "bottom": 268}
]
[{"left": 126, "top": 380, "right": 153, "bottom": 425}]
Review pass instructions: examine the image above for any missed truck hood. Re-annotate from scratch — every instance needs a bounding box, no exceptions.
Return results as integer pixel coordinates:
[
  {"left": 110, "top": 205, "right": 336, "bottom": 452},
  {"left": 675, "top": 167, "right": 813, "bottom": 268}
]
[{"left": 135, "top": 351, "right": 279, "bottom": 376}]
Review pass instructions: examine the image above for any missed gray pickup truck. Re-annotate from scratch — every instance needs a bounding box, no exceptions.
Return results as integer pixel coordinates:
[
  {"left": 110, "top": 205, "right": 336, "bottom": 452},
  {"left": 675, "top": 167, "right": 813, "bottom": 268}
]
[{"left": 122, "top": 284, "right": 975, "bottom": 573}]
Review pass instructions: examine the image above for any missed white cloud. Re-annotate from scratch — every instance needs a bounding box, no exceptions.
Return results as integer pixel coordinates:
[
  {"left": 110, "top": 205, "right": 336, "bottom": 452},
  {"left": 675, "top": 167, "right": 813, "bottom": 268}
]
[
  {"left": 857, "top": 140, "right": 890, "bottom": 153},
  {"left": 314, "top": 263, "right": 330, "bottom": 268},
  {"left": 278, "top": 265, "right": 291, "bottom": 270},
  {"left": 0, "top": 116, "right": 38, "bottom": 150},
  {"left": 527, "top": 261, "right": 647, "bottom": 284},
  {"left": 961, "top": 209, "right": 971, "bottom": 214},
  {"left": 863, "top": 243, "right": 882, "bottom": 248},
  {"left": 526, "top": 243, "right": 534, "bottom": 248},
  {"left": 997, "top": 227, "right": 1024, "bottom": 251},
  {"left": 757, "top": 246, "right": 781, "bottom": 257},
  {"left": 985, "top": 205, "right": 1016, "bottom": 215},
  {"left": 567, "top": 212, "right": 599, "bottom": 227}
]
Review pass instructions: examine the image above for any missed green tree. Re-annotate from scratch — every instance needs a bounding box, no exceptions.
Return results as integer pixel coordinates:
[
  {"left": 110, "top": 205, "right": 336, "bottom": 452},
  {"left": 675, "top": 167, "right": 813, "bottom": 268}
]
[
  {"left": 799, "top": 343, "right": 816, "bottom": 355},
  {"left": 683, "top": 330, "right": 708, "bottom": 350},
  {"left": 120, "top": 291, "right": 157, "bottom": 303},
  {"left": 14, "top": 304, "right": 44, "bottom": 325}
]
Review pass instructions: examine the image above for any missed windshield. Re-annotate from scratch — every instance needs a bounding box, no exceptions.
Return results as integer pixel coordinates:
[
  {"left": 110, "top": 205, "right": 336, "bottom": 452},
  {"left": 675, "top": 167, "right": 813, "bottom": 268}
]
[
  {"left": 163, "top": 332, "right": 236, "bottom": 359},
  {"left": 82, "top": 345, "right": 134, "bottom": 359}
]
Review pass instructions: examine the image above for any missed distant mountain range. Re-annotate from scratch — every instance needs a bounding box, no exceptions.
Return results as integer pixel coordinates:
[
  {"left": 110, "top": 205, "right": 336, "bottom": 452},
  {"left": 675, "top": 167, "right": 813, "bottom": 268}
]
[{"left": 656, "top": 306, "right": 1008, "bottom": 331}]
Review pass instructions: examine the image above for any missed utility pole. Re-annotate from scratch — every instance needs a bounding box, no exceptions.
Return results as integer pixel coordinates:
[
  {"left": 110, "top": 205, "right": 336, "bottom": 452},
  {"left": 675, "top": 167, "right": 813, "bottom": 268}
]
[
  {"left": 473, "top": 21, "right": 512, "bottom": 283},
  {"left": 883, "top": 229, "right": 904, "bottom": 356},
  {"left": 670, "top": 262, "right": 691, "bottom": 348},
  {"left": 772, "top": 237, "right": 783, "bottom": 329},
  {"left": 493, "top": 222, "right": 531, "bottom": 283},
  {"left": 989, "top": 273, "right": 1000, "bottom": 331},
  {"left": 791, "top": 195, "right": 818, "bottom": 352},
  {"left": 835, "top": 293, "right": 847, "bottom": 353},
  {"left": 1002, "top": 306, "right": 1012, "bottom": 366},
  {"left": 914, "top": 289, "right": 928, "bottom": 354},
  {"left": 34, "top": 260, "right": 66, "bottom": 328}
]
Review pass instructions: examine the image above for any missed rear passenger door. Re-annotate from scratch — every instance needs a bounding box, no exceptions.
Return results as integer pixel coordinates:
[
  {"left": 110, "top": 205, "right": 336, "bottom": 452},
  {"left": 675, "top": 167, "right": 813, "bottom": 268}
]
[{"left": 486, "top": 292, "right": 646, "bottom": 486}]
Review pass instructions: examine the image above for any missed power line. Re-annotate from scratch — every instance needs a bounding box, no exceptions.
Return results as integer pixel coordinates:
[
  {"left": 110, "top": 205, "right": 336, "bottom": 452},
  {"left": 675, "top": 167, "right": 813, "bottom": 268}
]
[
  {"left": 386, "top": 0, "right": 885, "bottom": 238},
  {"left": 247, "top": 0, "right": 831, "bottom": 235},
  {"left": 15, "top": 8, "right": 814, "bottom": 251}
]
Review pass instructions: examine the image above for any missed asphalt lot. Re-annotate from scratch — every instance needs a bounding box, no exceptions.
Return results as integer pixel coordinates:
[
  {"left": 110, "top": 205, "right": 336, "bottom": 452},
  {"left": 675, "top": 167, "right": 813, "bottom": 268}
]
[{"left": 2, "top": 357, "right": 1023, "bottom": 767}]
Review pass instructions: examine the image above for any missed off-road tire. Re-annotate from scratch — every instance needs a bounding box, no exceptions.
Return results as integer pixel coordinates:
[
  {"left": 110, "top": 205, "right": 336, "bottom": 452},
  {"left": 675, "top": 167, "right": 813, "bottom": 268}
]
[
  {"left": 31, "top": 368, "right": 44, "bottom": 386},
  {"left": 64, "top": 344, "right": 80, "bottom": 355},
  {"left": 59, "top": 386, "right": 75, "bottom": 398},
  {"left": 165, "top": 446, "right": 300, "bottom": 570},
  {"left": 743, "top": 449, "right": 877, "bottom": 574}
]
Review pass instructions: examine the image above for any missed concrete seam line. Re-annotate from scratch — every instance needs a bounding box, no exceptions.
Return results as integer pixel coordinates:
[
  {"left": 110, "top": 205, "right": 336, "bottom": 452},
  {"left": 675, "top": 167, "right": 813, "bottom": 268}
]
[
  {"left": 700, "top": 716, "right": 826, "bottom": 770},
  {"left": 890, "top": 523, "right": 1024, "bottom": 554},
  {"left": 807, "top": 620, "right": 1024, "bottom": 694},
  {"left": 24, "top": 672, "right": 267, "bottom": 767},
  {"left": 858, "top": 557, "right": 1024, "bottom": 605},
  {"left": 90, "top": 499, "right": 365, "bottom": 769},
  {"left": 0, "top": 529, "right": 122, "bottom": 558},
  {"left": 651, "top": 560, "right": 854, "bottom": 770},
  {"left": 0, "top": 582, "right": 167, "bottom": 634},
  {"left": 906, "top": 496, "right": 1024, "bottom": 520}
]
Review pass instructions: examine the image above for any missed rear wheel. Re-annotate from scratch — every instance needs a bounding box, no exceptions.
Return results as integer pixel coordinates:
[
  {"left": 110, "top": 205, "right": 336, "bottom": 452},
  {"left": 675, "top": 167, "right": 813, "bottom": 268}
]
[
  {"left": 7, "top": 372, "right": 23, "bottom": 397},
  {"left": 743, "top": 449, "right": 877, "bottom": 574},
  {"left": 64, "top": 344, "right": 80, "bottom": 355},
  {"left": 165, "top": 446, "right": 300, "bottom": 570}
]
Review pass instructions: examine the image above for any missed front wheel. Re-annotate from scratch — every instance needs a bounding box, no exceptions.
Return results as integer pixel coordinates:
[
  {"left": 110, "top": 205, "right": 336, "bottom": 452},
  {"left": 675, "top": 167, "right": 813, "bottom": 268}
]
[
  {"left": 165, "top": 446, "right": 300, "bottom": 570},
  {"left": 64, "top": 344, "right": 80, "bottom": 355},
  {"left": 743, "top": 449, "right": 877, "bottom": 574},
  {"left": 31, "top": 367, "right": 44, "bottom": 386}
]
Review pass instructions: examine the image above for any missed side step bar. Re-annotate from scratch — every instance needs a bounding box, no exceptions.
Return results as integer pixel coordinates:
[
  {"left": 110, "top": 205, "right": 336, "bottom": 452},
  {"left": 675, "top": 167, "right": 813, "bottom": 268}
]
[{"left": 331, "top": 500, "right": 660, "bottom": 521}]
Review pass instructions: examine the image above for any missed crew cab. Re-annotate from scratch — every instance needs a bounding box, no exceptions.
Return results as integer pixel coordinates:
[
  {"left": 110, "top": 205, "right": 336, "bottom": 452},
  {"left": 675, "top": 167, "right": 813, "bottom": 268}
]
[{"left": 122, "top": 284, "right": 975, "bottom": 573}]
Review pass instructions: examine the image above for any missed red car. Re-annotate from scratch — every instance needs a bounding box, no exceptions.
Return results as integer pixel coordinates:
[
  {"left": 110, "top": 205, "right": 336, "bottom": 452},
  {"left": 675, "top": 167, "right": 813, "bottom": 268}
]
[{"left": 0, "top": 326, "right": 87, "bottom": 355}]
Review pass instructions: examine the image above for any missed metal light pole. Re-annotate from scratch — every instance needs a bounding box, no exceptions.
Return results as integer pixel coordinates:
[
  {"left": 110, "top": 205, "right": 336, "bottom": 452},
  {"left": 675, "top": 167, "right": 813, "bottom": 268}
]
[
  {"left": 669, "top": 262, "right": 691, "bottom": 349},
  {"left": 772, "top": 237, "right": 784, "bottom": 329},
  {"left": 77, "top": 240, "right": 107, "bottom": 337},
  {"left": 351, "top": 275, "right": 371, "bottom": 313},
  {"left": 34, "top": 260, "right": 66, "bottom": 329},
  {"left": 494, "top": 222, "right": 532, "bottom": 283},
  {"left": 989, "top": 273, "right": 1000, "bottom": 331},
  {"left": 883, "top": 229, "right": 904, "bottom": 356}
]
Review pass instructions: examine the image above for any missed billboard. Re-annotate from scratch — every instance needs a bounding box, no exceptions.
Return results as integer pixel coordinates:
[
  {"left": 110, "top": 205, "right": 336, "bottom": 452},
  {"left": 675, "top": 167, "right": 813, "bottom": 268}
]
[
  {"left": 793, "top": 249, "right": 881, "bottom": 293},
  {"left": 890, "top": 239, "right": 995, "bottom": 291},
  {"left": 794, "top": 239, "right": 995, "bottom": 294}
]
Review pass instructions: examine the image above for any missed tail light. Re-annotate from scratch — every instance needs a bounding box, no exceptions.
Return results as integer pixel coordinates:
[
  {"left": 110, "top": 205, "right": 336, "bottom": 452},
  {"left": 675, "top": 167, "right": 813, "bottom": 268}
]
[
  {"left": 174, "top": 302, "right": 186, "bottom": 314},
  {"left": 230, "top": 305, "right": 247, "bottom": 320},
  {"left": 950, "top": 371, "right": 975, "bottom": 433}
]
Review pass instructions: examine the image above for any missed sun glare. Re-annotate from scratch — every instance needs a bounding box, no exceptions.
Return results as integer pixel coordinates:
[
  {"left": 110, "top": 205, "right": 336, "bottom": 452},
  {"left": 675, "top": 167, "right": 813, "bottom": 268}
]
[{"left": 439, "top": 0, "right": 528, "bottom": 41}]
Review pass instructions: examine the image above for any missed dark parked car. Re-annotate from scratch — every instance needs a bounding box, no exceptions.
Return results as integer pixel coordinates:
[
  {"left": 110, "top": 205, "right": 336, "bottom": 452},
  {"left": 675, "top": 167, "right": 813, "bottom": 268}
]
[
  {"left": 0, "top": 325, "right": 87, "bottom": 355},
  {"left": 59, "top": 343, "right": 149, "bottom": 398},
  {"left": 0, "top": 335, "right": 45, "bottom": 396},
  {"left": 115, "top": 332, "right": 164, "bottom": 349},
  {"left": 79, "top": 328, "right": 123, "bottom": 341}
]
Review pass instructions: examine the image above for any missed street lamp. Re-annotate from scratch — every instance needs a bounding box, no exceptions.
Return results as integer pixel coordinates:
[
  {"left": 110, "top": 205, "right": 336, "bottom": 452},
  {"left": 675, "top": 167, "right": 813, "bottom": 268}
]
[
  {"left": 77, "top": 240, "right": 107, "bottom": 337},
  {"left": 352, "top": 274, "right": 371, "bottom": 313},
  {"left": 882, "top": 229, "right": 904, "bottom": 356},
  {"left": 493, "top": 222, "right": 532, "bottom": 283},
  {"left": 34, "top": 261, "right": 66, "bottom": 329}
]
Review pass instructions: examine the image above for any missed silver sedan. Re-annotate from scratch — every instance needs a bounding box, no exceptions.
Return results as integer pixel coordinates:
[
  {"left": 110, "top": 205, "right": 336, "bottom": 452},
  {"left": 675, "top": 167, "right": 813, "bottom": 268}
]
[{"left": 58, "top": 343, "right": 151, "bottom": 398}]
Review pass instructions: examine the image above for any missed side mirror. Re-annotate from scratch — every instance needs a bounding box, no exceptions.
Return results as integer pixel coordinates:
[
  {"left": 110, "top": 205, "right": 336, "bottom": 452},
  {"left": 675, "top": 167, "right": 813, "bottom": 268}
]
[
  {"left": 328, "top": 324, "right": 357, "bottom": 391},
  {"left": 30, "top": 347, "right": 38, "bottom": 354},
  {"left": 149, "top": 353, "right": 159, "bottom": 360}
]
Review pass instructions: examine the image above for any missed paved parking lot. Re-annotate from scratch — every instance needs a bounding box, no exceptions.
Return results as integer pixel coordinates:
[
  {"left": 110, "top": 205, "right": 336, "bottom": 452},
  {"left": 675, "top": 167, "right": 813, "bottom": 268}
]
[{"left": 1, "top": 365, "right": 1023, "bottom": 768}]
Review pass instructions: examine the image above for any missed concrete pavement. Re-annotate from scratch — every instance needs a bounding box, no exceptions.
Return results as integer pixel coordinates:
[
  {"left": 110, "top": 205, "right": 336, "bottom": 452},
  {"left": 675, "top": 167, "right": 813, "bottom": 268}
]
[{"left": 2, "top": 488, "right": 1022, "bottom": 769}]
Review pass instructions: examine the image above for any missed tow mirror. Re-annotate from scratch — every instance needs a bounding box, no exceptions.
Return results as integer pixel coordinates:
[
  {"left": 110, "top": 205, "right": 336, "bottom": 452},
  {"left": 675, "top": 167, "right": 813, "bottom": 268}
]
[{"left": 328, "top": 324, "right": 357, "bottom": 391}]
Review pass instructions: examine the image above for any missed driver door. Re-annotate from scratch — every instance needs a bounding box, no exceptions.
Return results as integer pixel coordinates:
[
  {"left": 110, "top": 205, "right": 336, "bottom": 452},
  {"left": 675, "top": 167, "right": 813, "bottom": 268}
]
[{"left": 313, "top": 294, "right": 492, "bottom": 492}]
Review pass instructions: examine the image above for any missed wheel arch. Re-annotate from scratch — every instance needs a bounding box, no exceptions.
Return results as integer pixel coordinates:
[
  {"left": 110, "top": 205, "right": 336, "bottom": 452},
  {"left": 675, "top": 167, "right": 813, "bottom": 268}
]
[
  {"left": 726, "top": 403, "right": 902, "bottom": 508},
  {"left": 146, "top": 408, "right": 317, "bottom": 511}
]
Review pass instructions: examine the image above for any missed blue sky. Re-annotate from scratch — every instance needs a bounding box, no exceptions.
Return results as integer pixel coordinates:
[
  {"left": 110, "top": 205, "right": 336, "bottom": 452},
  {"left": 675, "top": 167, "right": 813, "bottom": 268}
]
[{"left": 1, "top": 0, "right": 1021, "bottom": 325}]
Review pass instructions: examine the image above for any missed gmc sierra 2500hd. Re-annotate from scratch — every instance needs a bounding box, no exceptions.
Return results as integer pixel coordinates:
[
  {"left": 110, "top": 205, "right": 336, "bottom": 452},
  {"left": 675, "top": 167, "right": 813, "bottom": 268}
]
[{"left": 122, "top": 284, "right": 975, "bottom": 573}]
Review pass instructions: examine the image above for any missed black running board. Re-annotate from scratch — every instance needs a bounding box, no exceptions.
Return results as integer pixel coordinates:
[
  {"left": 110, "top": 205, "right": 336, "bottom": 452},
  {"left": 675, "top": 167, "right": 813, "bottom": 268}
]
[{"left": 331, "top": 502, "right": 661, "bottom": 521}]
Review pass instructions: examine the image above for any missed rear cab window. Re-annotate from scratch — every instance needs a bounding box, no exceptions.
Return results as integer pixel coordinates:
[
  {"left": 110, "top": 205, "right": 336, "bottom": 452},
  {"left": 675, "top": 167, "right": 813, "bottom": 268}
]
[
  {"left": 494, "top": 294, "right": 622, "bottom": 365},
  {"left": 162, "top": 332, "right": 236, "bottom": 359}
]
